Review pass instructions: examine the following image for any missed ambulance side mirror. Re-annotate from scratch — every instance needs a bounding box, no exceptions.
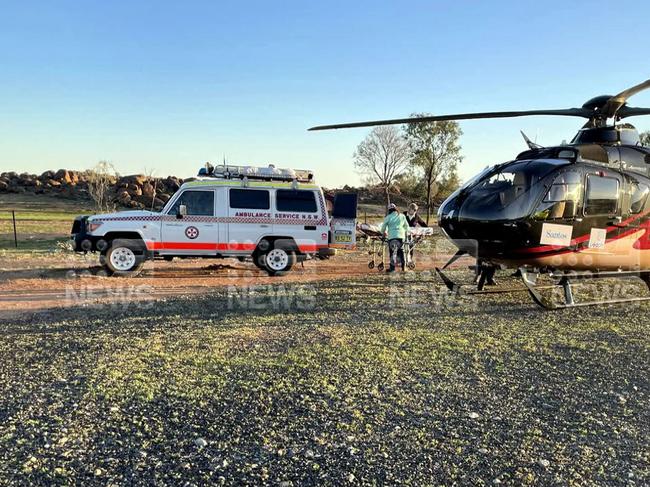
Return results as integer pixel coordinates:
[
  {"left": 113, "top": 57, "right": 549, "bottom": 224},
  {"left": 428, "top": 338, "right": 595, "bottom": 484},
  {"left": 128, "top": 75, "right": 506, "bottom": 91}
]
[{"left": 177, "top": 204, "right": 187, "bottom": 219}]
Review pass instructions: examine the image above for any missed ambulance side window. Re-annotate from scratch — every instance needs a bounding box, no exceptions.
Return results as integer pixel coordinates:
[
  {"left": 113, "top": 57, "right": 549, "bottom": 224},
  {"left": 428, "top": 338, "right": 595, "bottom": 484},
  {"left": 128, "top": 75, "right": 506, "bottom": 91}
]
[
  {"left": 167, "top": 190, "right": 214, "bottom": 216},
  {"left": 229, "top": 189, "right": 270, "bottom": 209},
  {"left": 276, "top": 190, "right": 317, "bottom": 212}
]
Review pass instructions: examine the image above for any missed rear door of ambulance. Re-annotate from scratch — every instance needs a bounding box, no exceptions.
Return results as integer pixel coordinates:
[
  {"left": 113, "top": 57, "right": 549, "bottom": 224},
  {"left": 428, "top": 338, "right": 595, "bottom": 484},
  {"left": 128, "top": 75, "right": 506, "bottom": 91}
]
[{"left": 330, "top": 192, "right": 358, "bottom": 249}]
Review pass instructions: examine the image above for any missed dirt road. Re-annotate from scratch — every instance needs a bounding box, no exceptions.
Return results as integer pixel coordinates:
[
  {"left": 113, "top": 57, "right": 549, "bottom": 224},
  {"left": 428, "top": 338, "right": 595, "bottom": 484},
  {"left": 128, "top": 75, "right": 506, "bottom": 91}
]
[{"left": 0, "top": 250, "right": 449, "bottom": 317}]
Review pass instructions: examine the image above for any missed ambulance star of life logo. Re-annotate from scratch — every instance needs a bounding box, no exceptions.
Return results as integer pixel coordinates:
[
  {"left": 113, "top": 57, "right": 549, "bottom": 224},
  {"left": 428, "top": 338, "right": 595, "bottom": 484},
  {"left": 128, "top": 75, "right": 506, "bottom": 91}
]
[{"left": 185, "top": 226, "right": 199, "bottom": 239}]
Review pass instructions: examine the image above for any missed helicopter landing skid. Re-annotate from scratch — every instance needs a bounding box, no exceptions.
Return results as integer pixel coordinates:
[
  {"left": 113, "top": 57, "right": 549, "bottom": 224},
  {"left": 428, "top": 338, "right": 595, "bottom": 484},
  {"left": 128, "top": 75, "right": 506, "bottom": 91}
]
[
  {"left": 435, "top": 267, "right": 548, "bottom": 296},
  {"left": 519, "top": 268, "right": 650, "bottom": 309},
  {"left": 436, "top": 252, "right": 502, "bottom": 293}
]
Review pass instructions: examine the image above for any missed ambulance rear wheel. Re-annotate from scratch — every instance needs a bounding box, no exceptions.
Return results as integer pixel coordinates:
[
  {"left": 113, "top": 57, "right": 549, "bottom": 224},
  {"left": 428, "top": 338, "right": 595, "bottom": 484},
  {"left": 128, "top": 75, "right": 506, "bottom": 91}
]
[
  {"left": 264, "top": 248, "right": 296, "bottom": 276},
  {"left": 101, "top": 239, "right": 146, "bottom": 277}
]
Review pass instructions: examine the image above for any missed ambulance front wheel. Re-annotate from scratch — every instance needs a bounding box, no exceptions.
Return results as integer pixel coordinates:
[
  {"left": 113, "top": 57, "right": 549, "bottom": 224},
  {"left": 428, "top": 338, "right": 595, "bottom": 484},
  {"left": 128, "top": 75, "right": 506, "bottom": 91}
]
[
  {"left": 101, "top": 239, "right": 146, "bottom": 277},
  {"left": 252, "top": 252, "right": 267, "bottom": 271},
  {"left": 264, "top": 247, "right": 296, "bottom": 276}
]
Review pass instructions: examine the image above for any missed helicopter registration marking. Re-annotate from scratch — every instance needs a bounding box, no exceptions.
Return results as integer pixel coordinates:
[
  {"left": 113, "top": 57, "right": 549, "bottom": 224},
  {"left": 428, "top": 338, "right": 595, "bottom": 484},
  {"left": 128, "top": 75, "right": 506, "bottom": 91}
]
[
  {"left": 588, "top": 228, "right": 607, "bottom": 249},
  {"left": 540, "top": 223, "right": 573, "bottom": 247}
]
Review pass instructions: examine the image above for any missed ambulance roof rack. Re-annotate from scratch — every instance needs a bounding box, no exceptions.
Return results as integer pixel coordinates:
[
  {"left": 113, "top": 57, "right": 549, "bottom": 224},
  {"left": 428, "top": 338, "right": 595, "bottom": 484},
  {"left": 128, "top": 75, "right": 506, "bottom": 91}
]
[{"left": 197, "top": 162, "right": 314, "bottom": 183}]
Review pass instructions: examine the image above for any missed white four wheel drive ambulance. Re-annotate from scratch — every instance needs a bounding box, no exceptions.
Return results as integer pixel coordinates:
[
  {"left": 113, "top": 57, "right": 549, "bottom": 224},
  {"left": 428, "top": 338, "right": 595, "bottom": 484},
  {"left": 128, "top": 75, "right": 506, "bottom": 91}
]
[{"left": 71, "top": 164, "right": 358, "bottom": 276}]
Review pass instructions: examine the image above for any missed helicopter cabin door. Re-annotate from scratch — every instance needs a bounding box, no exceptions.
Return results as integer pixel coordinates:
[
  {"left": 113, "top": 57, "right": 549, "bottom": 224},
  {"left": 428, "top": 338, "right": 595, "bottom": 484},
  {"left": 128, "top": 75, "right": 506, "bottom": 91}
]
[
  {"left": 581, "top": 170, "right": 624, "bottom": 258},
  {"left": 533, "top": 169, "right": 583, "bottom": 224},
  {"left": 621, "top": 174, "right": 650, "bottom": 256}
]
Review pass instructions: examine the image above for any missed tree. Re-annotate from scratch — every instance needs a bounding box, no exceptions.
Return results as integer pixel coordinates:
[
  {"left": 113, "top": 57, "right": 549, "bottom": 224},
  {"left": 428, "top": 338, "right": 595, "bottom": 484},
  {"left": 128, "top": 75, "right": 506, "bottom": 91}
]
[
  {"left": 404, "top": 114, "right": 463, "bottom": 223},
  {"left": 353, "top": 126, "right": 411, "bottom": 207},
  {"left": 640, "top": 131, "right": 650, "bottom": 147},
  {"left": 437, "top": 171, "right": 461, "bottom": 201},
  {"left": 86, "top": 160, "right": 117, "bottom": 213},
  {"left": 394, "top": 170, "right": 427, "bottom": 202}
]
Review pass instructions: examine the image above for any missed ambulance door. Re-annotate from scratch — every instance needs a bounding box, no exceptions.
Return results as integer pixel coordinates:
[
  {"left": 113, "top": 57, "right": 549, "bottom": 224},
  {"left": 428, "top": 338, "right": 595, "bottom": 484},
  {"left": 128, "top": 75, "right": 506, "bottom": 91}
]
[
  {"left": 227, "top": 188, "right": 272, "bottom": 254},
  {"left": 161, "top": 189, "right": 217, "bottom": 254},
  {"left": 274, "top": 189, "right": 323, "bottom": 253}
]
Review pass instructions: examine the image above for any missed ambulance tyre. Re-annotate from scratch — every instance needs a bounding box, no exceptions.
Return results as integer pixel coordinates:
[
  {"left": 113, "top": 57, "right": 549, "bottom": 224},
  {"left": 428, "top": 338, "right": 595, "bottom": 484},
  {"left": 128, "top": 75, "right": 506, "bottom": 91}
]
[
  {"left": 101, "top": 239, "right": 146, "bottom": 277},
  {"left": 252, "top": 251, "right": 267, "bottom": 270},
  {"left": 263, "top": 245, "right": 296, "bottom": 276}
]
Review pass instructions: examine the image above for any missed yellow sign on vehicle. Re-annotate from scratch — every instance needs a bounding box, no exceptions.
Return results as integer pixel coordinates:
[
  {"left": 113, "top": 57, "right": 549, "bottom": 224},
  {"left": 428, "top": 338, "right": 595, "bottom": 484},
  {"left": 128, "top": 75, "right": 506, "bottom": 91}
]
[{"left": 335, "top": 233, "right": 352, "bottom": 243}]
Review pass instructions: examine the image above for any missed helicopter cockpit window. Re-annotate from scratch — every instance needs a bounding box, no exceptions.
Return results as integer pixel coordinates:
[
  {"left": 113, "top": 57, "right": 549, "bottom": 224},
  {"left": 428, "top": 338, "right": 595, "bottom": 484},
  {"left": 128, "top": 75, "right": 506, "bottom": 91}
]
[
  {"left": 584, "top": 175, "right": 619, "bottom": 216},
  {"left": 630, "top": 181, "right": 650, "bottom": 214},
  {"left": 457, "top": 160, "right": 564, "bottom": 221},
  {"left": 533, "top": 171, "right": 581, "bottom": 220}
]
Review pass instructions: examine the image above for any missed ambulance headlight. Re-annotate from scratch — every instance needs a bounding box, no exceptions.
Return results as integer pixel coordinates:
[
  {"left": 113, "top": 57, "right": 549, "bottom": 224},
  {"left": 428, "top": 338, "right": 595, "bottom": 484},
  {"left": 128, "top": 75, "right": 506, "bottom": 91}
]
[{"left": 87, "top": 221, "right": 103, "bottom": 233}]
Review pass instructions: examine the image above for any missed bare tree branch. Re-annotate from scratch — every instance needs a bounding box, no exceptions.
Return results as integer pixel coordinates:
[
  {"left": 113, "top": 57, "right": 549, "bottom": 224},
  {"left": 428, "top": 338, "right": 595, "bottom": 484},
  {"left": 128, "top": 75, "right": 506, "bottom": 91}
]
[
  {"left": 85, "top": 161, "right": 117, "bottom": 213},
  {"left": 354, "top": 126, "right": 411, "bottom": 207}
]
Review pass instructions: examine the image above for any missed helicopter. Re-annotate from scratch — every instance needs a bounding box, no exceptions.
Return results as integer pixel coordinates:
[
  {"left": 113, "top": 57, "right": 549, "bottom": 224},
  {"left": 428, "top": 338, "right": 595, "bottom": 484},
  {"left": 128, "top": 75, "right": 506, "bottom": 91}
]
[{"left": 309, "top": 79, "right": 650, "bottom": 308}]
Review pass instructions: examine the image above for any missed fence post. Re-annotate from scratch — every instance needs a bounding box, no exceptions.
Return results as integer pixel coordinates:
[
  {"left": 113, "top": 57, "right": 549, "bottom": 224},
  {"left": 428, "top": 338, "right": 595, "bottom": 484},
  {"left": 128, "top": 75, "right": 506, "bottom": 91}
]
[{"left": 12, "top": 210, "right": 18, "bottom": 248}]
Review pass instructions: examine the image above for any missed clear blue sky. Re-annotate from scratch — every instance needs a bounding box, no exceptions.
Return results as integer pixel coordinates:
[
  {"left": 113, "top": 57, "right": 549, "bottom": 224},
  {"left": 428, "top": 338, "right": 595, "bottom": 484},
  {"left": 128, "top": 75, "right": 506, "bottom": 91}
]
[{"left": 1, "top": 0, "right": 649, "bottom": 187}]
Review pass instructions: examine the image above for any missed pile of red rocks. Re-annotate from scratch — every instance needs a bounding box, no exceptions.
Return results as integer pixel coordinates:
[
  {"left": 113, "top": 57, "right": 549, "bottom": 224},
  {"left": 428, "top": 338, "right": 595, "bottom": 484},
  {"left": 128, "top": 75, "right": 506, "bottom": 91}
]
[{"left": 0, "top": 170, "right": 184, "bottom": 210}]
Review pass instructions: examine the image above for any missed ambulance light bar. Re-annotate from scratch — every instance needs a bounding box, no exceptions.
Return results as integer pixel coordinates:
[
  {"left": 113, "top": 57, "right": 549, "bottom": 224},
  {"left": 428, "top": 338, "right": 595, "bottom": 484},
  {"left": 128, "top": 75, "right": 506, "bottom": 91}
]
[{"left": 198, "top": 163, "right": 314, "bottom": 183}]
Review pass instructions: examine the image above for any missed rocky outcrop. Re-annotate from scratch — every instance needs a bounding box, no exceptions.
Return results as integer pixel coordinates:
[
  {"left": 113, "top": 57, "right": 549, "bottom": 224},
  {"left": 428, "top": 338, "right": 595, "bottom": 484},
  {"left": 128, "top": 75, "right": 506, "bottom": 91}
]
[{"left": 0, "top": 169, "right": 184, "bottom": 210}]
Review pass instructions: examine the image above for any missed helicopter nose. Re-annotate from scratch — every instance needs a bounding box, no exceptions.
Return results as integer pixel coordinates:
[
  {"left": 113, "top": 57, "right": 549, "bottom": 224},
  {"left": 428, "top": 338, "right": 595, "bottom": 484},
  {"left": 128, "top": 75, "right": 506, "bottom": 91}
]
[
  {"left": 437, "top": 194, "right": 461, "bottom": 236},
  {"left": 437, "top": 192, "right": 457, "bottom": 221}
]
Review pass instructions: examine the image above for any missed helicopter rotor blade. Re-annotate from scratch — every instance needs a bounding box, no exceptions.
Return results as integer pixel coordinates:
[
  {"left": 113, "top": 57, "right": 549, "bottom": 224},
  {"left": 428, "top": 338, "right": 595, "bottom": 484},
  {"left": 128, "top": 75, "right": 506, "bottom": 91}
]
[
  {"left": 601, "top": 79, "right": 650, "bottom": 119},
  {"left": 618, "top": 106, "right": 650, "bottom": 119},
  {"left": 309, "top": 108, "right": 590, "bottom": 131}
]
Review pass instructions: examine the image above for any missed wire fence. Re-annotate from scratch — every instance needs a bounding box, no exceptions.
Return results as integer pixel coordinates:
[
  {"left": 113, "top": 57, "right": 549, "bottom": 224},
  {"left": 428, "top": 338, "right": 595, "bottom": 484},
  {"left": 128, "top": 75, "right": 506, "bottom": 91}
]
[
  {"left": 0, "top": 210, "right": 74, "bottom": 251},
  {"left": 5, "top": 210, "right": 18, "bottom": 248}
]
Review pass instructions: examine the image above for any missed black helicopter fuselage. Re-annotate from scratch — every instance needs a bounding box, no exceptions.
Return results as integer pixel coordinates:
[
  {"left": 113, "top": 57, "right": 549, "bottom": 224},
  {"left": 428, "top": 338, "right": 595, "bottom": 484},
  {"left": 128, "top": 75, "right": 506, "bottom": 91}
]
[
  {"left": 437, "top": 137, "right": 650, "bottom": 271},
  {"left": 309, "top": 78, "right": 650, "bottom": 307}
]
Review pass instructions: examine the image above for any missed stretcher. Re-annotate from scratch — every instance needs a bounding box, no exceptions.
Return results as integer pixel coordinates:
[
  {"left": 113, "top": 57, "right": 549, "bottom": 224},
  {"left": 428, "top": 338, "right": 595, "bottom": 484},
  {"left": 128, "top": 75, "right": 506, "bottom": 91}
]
[{"left": 357, "top": 223, "right": 434, "bottom": 271}]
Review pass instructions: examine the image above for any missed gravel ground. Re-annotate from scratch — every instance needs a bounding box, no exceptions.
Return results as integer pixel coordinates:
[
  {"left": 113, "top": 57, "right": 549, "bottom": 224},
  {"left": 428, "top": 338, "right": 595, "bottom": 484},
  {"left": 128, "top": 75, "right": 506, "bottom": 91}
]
[{"left": 0, "top": 272, "right": 648, "bottom": 486}]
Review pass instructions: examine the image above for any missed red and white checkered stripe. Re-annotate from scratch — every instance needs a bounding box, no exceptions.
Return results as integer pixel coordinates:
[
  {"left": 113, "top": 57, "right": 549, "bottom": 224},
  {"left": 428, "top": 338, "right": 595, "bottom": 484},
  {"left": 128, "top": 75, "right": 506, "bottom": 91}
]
[{"left": 96, "top": 194, "right": 329, "bottom": 226}]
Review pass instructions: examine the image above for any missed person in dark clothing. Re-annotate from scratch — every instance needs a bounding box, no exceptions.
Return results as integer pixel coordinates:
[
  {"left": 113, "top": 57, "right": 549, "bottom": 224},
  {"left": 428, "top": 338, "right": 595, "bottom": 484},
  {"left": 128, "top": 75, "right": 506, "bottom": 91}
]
[{"left": 403, "top": 203, "right": 427, "bottom": 228}]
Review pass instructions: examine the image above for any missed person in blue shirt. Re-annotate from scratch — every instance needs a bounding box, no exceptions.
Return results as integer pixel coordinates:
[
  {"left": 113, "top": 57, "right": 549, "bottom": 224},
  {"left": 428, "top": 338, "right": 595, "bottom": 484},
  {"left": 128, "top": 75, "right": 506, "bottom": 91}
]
[{"left": 379, "top": 203, "right": 410, "bottom": 272}]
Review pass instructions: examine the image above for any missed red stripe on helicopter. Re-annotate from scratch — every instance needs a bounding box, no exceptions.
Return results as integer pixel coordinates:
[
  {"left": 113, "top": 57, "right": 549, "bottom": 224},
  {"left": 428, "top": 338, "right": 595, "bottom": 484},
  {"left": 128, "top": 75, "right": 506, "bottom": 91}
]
[{"left": 517, "top": 209, "right": 650, "bottom": 255}]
